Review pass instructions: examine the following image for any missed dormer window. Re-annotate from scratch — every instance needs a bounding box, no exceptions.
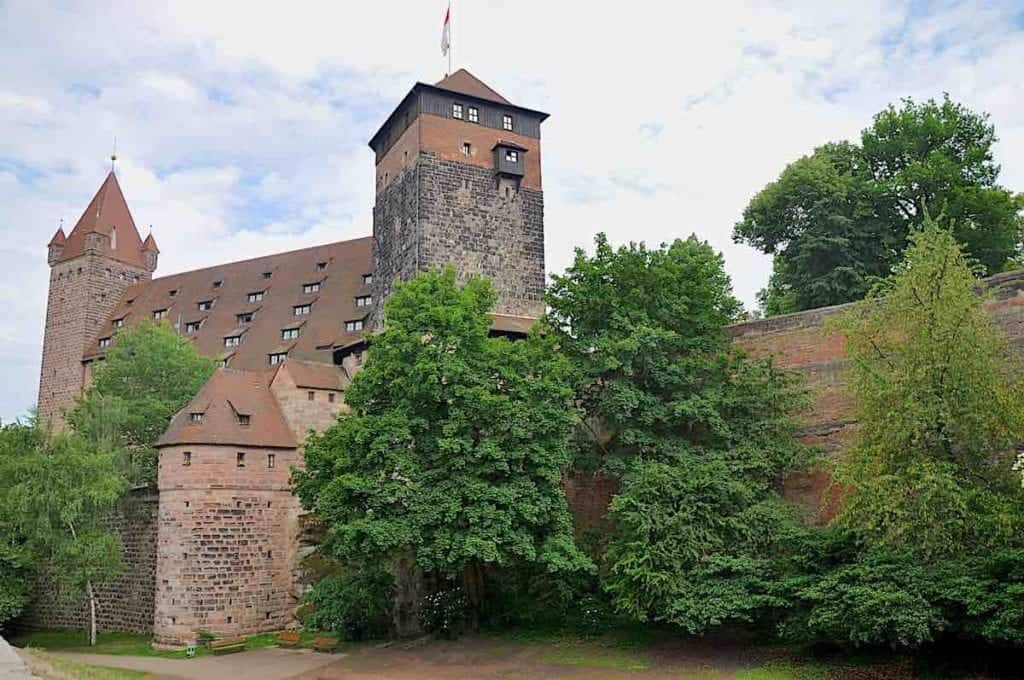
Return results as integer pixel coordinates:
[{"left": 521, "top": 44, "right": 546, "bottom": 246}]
[
  {"left": 269, "top": 352, "right": 287, "bottom": 366},
  {"left": 198, "top": 300, "right": 214, "bottom": 311},
  {"left": 185, "top": 320, "right": 203, "bottom": 334},
  {"left": 168, "top": 289, "right": 178, "bottom": 297},
  {"left": 293, "top": 304, "right": 311, "bottom": 316},
  {"left": 317, "top": 261, "right": 328, "bottom": 271},
  {"left": 153, "top": 309, "right": 168, "bottom": 321},
  {"left": 237, "top": 312, "right": 254, "bottom": 324},
  {"left": 452, "top": 103, "right": 463, "bottom": 119},
  {"left": 503, "top": 114, "right": 513, "bottom": 131},
  {"left": 247, "top": 291, "right": 265, "bottom": 303},
  {"left": 468, "top": 106, "right": 479, "bottom": 123},
  {"left": 261, "top": 271, "right": 272, "bottom": 280},
  {"left": 189, "top": 412, "right": 204, "bottom": 424},
  {"left": 112, "top": 317, "right": 125, "bottom": 329},
  {"left": 303, "top": 282, "right": 321, "bottom": 294},
  {"left": 355, "top": 295, "right": 372, "bottom": 307},
  {"left": 98, "top": 337, "right": 111, "bottom": 349},
  {"left": 345, "top": 319, "right": 364, "bottom": 332},
  {"left": 281, "top": 328, "right": 299, "bottom": 340},
  {"left": 237, "top": 414, "right": 250, "bottom": 427},
  {"left": 212, "top": 279, "right": 223, "bottom": 288},
  {"left": 362, "top": 274, "right": 373, "bottom": 286},
  {"left": 224, "top": 335, "right": 241, "bottom": 348}
]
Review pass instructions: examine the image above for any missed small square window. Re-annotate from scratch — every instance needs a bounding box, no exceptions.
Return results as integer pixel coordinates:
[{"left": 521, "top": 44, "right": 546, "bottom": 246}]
[
  {"left": 183, "top": 451, "right": 192, "bottom": 466},
  {"left": 462, "top": 142, "right": 472, "bottom": 156},
  {"left": 126, "top": 298, "right": 134, "bottom": 306},
  {"left": 168, "top": 289, "right": 178, "bottom": 297},
  {"left": 268, "top": 453, "right": 276, "bottom": 469},
  {"left": 262, "top": 271, "right": 272, "bottom": 279},
  {"left": 269, "top": 352, "right": 287, "bottom": 365},
  {"left": 345, "top": 319, "right": 364, "bottom": 332},
  {"left": 219, "top": 357, "right": 230, "bottom": 368},
  {"left": 112, "top": 317, "right": 125, "bottom": 328},
  {"left": 503, "top": 114, "right": 513, "bottom": 131},
  {"left": 452, "top": 102, "right": 463, "bottom": 119},
  {"left": 355, "top": 295, "right": 372, "bottom": 307},
  {"left": 237, "top": 312, "right": 254, "bottom": 324},
  {"left": 190, "top": 412, "right": 204, "bottom": 424},
  {"left": 281, "top": 328, "right": 299, "bottom": 340},
  {"left": 237, "top": 452, "right": 246, "bottom": 468},
  {"left": 247, "top": 291, "right": 265, "bottom": 303},
  {"left": 303, "top": 282, "right": 321, "bottom": 294},
  {"left": 198, "top": 300, "right": 213, "bottom": 311},
  {"left": 224, "top": 335, "right": 241, "bottom": 348},
  {"left": 505, "top": 150, "right": 519, "bottom": 163},
  {"left": 185, "top": 321, "right": 202, "bottom": 334},
  {"left": 307, "top": 391, "right": 315, "bottom": 402},
  {"left": 237, "top": 414, "right": 250, "bottom": 427},
  {"left": 293, "top": 304, "right": 311, "bottom": 316},
  {"left": 317, "top": 261, "right": 328, "bottom": 270},
  {"left": 153, "top": 309, "right": 168, "bottom": 321},
  {"left": 212, "top": 279, "right": 223, "bottom": 288},
  {"left": 362, "top": 273, "right": 373, "bottom": 286},
  {"left": 328, "top": 392, "right": 336, "bottom": 403},
  {"left": 468, "top": 106, "right": 479, "bottom": 123},
  {"left": 98, "top": 337, "right": 111, "bottom": 348}
]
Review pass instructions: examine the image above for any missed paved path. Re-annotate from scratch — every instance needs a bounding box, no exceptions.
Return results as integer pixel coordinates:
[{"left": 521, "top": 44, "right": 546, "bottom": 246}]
[
  {"left": 0, "top": 636, "right": 32, "bottom": 679},
  {"left": 55, "top": 648, "right": 342, "bottom": 680}
]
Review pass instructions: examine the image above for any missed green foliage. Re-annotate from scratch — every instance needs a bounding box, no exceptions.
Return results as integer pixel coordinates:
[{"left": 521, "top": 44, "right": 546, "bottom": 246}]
[
  {"left": 419, "top": 584, "right": 470, "bottom": 639},
  {"left": 546, "top": 234, "right": 809, "bottom": 633},
  {"left": 0, "top": 423, "right": 34, "bottom": 628},
  {"left": 0, "top": 424, "right": 125, "bottom": 643},
  {"left": 830, "top": 222, "right": 1024, "bottom": 559},
  {"left": 295, "top": 268, "right": 591, "bottom": 627},
  {"left": 735, "top": 95, "right": 1024, "bottom": 314},
  {"left": 302, "top": 568, "right": 394, "bottom": 641},
  {"left": 69, "top": 320, "right": 215, "bottom": 484}
]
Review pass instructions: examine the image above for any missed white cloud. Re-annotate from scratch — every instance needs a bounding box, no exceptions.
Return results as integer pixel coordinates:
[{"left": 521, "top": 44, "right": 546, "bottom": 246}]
[{"left": 1, "top": 0, "right": 1023, "bottom": 421}]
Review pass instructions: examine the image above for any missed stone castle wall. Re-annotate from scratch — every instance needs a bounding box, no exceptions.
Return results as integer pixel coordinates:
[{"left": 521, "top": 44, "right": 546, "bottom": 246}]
[
  {"left": 37, "top": 250, "right": 149, "bottom": 429},
  {"left": 153, "top": 444, "right": 303, "bottom": 646},
  {"left": 16, "top": 488, "right": 158, "bottom": 634}
]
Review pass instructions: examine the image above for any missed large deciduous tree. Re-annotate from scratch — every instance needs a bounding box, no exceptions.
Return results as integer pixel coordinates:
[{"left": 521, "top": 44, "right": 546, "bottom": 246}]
[
  {"left": 0, "top": 423, "right": 33, "bottom": 629},
  {"left": 546, "top": 234, "right": 809, "bottom": 632},
  {"left": 0, "top": 426, "right": 124, "bottom": 645},
  {"left": 69, "top": 320, "right": 215, "bottom": 484},
  {"left": 735, "top": 95, "right": 1023, "bottom": 315},
  {"left": 294, "top": 268, "right": 591, "bottom": 634}
]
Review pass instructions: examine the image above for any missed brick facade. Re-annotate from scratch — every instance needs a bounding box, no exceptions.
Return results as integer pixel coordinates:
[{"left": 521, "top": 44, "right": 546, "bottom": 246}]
[
  {"left": 37, "top": 250, "right": 150, "bottom": 429},
  {"left": 153, "top": 444, "right": 303, "bottom": 646}
]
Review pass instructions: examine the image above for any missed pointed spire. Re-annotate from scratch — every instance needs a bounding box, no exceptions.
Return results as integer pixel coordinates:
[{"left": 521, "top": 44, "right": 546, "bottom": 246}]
[
  {"left": 48, "top": 226, "right": 66, "bottom": 247},
  {"left": 57, "top": 170, "right": 146, "bottom": 267},
  {"left": 142, "top": 229, "right": 159, "bottom": 253}
]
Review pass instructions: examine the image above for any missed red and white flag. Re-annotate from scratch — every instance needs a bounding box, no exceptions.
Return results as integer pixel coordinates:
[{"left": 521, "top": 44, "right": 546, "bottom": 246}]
[{"left": 441, "top": 5, "right": 451, "bottom": 56}]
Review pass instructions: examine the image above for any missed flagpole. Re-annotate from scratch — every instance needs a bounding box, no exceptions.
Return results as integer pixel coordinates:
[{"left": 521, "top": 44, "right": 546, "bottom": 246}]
[{"left": 448, "top": 1, "right": 453, "bottom": 75}]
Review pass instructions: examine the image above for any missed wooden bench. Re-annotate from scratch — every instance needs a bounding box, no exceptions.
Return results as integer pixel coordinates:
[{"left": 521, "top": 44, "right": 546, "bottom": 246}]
[
  {"left": 313, "top": 636, "right": 339, "bottom": 653},
  {"left": 277, "top": 631, "right": 301, "bottom": 648},
  {"left": 210, "top": 636, "right": 246, "bottom": 655}
]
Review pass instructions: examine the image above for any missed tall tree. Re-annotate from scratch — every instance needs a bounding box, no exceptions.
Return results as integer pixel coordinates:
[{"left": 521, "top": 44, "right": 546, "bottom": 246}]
[
  {"left": 0, "top": 423, "right": 33, "bottom": 629},
  {"left": 0, "top": 427, "right": 124, "bottom": 645},
  {"left": 294, "top": 268, "right": 590, "bottom": 633},
  {"left": 69, "top": 320, "right": 215, "bottom": 484},
  {"left": 546, "top": 234, "right": 809, "bottom": 632},
  {"left": 735, "top": 96, "right": 1023, "bottom": 315}
]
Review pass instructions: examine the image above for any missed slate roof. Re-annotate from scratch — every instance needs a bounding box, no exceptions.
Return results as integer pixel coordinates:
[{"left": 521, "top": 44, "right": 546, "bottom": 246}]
[
  {"left": 157, "top": 367, "right": 296, "bottom": 449},
  {"left": 85, "top": 237, "right": 374, "bottom": 370},
  {"left": 59, "top": 171, "right": 148, "bottom": 268}
]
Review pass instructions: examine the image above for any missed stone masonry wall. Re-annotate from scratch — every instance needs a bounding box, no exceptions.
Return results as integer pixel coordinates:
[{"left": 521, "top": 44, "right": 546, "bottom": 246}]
[
  {"left": 153, "top": 444, "right": 303, "bottom": 646},
  {"left": 37, "top": 250, "right": 149, "bottom": 430},
  {"left": 269, "top": 373, "right": 346, "bottom": 443},
  {"left": 17, "top": 488, "right": 158, "bottom": 634}
]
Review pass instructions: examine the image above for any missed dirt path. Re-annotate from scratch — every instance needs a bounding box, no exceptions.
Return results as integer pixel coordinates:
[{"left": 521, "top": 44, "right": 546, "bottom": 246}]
[{"left": 50, "top": 648, "right": 341, "bottom": 680}]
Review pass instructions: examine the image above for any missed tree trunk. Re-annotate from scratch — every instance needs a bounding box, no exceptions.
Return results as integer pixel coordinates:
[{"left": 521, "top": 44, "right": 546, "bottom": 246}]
[
  {"left": 87, "top": 580, "right": 97, "bottom": 646},
  {"left": 462, "top": 562, "right": 485, "bottom": 632}
]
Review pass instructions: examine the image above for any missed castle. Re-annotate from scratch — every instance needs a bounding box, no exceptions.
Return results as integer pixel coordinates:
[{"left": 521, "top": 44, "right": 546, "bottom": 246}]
[
  {"left": 30, "top": 69, "right": 1024, "bottom": 643},
  {"left": 34, "top": 70, "right": 549, "bottom": 644}
]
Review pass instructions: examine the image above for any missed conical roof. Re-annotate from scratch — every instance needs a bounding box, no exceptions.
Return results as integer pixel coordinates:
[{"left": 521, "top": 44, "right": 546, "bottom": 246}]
[
  {"left": 59, "top": 171, "right": 146, "bottom": 267},
  {"left": 47, "top": 227, "right": 66, "bottom": 247},
  {"left": 142, "top": 232, "right": 159, "bottom": 253}
]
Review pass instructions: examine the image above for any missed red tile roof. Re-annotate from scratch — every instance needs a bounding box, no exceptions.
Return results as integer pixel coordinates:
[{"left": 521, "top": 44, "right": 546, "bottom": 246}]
[
  {"left": 85, "top": 237, "right": 374, "bottom": 370},
  {"left": 59, "top": 172, "right": 148, "bottom": 268},
  {"left": 142, "top": 232, "right": 159, "bottom": 253},
  {"left": 157, "top": 367, "right": 297, "bottom": 449},
  {"left": 48, "top": 227, "right": 66, "bottom": 246},
  {"left": 275, "top": 358, "right": 345, "bottom": 391},
  {"left": 435, "top": 69, "right": 511, "bottom": 105}
]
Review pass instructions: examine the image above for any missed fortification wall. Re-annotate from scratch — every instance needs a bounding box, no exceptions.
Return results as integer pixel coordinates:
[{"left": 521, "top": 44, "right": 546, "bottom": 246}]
[{"left": 16, "top": 488, "right": 158, "bottom": 634}]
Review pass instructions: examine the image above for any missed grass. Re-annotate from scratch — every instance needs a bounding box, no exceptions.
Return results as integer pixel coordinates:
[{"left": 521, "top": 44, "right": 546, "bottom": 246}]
[
  {"left": 23, "top": 649, "right": 154, "bottom": 679},
  {"left": 736, "top": 661, "right": 831, "bottom": 680},
  {"left": 541, "top": 639, "right": 650, "bottom": 672},
  {"left": 10, "top": 628, "right": 297, "bottom": 659}
]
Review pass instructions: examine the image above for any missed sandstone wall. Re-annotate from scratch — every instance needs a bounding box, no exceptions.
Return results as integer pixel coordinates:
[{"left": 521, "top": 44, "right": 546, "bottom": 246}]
[{"left": 17, "top": 488, "right": 158, "bottom": 634}]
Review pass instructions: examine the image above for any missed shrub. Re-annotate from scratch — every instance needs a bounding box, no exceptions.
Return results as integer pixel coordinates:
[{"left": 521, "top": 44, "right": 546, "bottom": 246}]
[{"left": 302, "top": 569, "right": 393, "bottom": 641}]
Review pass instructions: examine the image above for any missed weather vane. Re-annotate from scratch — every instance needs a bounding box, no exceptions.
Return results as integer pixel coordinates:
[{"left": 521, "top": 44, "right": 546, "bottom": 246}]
[{"left": 110, "top": 136, "right": 118, "bottom": 173}]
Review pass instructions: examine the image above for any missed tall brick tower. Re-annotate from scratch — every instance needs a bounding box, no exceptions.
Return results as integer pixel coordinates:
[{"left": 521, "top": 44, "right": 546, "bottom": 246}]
[
  {"left": 37, "top": 171, "right": 157, "bottom": 429},
  {"left": 367, "top": 69, "right": 548, "bottom": 327}
]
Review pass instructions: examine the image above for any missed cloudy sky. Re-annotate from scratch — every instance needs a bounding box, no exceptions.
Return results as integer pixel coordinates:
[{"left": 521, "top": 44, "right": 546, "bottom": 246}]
[{"left": 1, "top": 1, "right": 1023, "bottom": 422}]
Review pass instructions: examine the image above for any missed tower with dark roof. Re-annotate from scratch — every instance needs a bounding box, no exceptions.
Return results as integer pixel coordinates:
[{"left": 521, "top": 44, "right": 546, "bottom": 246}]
[
  {"left": 367, "top": 69, "right": 548, "bottom": 327},
  {"left": 37, "top": 171, "right": 157, "bottom": 429}
]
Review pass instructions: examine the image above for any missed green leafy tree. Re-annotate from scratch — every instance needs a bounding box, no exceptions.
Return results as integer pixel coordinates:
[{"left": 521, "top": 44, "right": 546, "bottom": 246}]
[
  {"left": 546, "top": 234, "right": 809, "bottom": 632},
  {"left": 0, "top": 423, "right": 34, "bottom": 629},
  {"left": 69, "top": 320, "right": 215, "bottom": 484},
  {"left": 0, "top": 426, "right": 124, "bottom": 645},
  {"left": 736, "top": 96, "right": 1023, "bottom": 314},
  {"left": 294, "top": 268, "right": 591, "bottom": 631}
]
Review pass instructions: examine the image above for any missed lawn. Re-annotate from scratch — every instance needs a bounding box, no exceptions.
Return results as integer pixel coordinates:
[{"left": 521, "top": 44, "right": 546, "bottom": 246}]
[
  {"left": 20, "top": 649, "right": 154, "bottom": 679},
  {"left": 9, "top": 628, "right": 287, "bottom": 659}
]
